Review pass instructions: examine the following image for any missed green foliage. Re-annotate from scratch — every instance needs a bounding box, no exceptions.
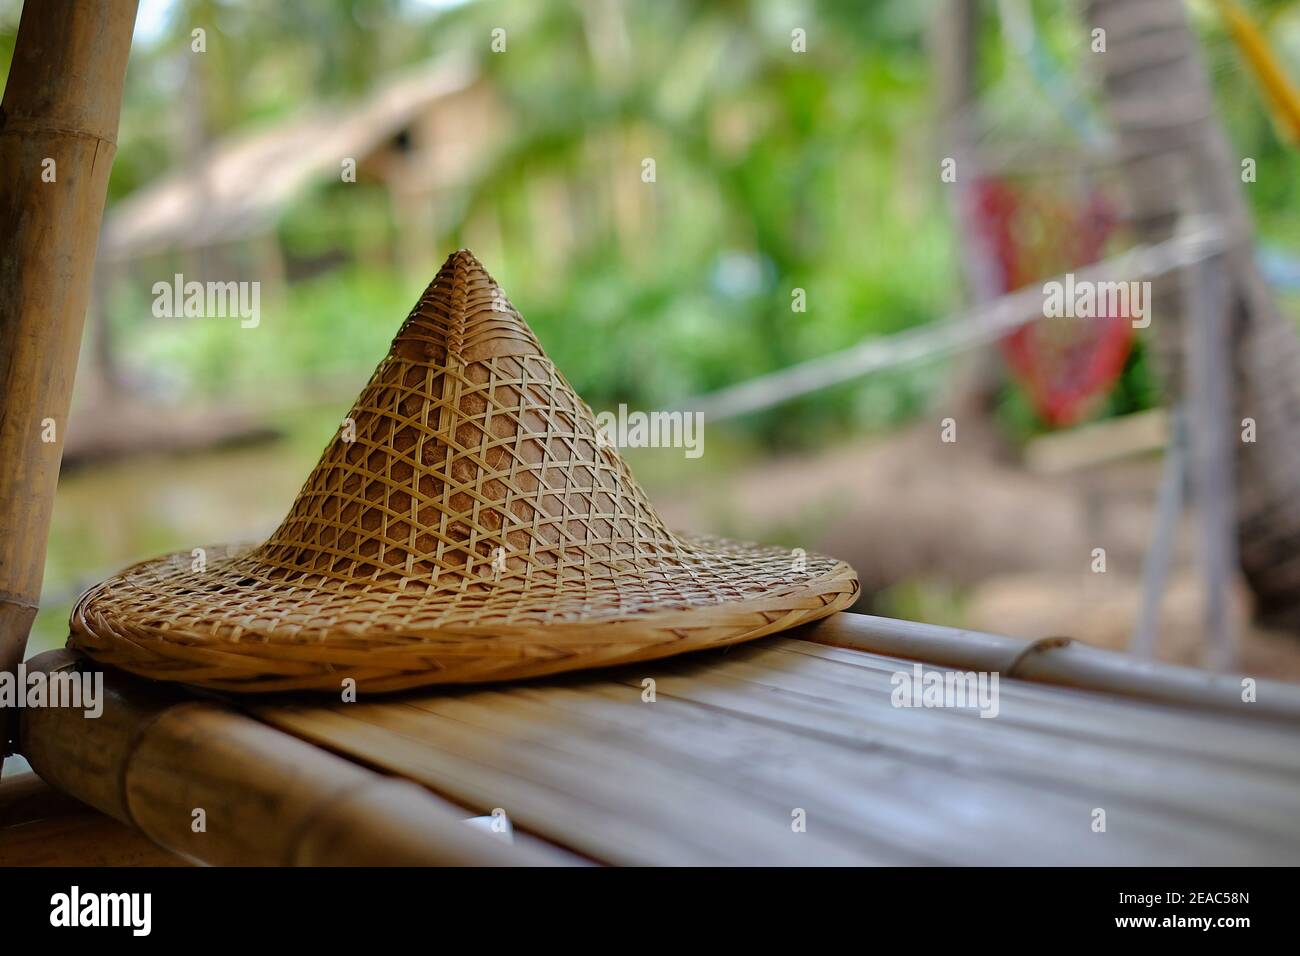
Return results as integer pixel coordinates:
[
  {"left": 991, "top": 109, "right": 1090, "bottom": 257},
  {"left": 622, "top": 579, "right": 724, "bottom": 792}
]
[
  {"left": 115, "top": 263, "right": 413, "bottom": 403},
  {"left": 0, "top": 0, "right": 1296, "bottom": 448},
  {"left": 1193, "top": 0, "right": 1300, "bottom": 248},
  {"left": 432, "top": 0, "right": 960, "bottom": 443}
]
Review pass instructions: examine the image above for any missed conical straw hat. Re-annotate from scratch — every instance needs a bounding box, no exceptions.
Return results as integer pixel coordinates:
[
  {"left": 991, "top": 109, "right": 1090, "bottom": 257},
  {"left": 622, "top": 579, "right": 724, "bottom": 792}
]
[{"left": 70, "top": 251, "right": 858, "bottom": 692}]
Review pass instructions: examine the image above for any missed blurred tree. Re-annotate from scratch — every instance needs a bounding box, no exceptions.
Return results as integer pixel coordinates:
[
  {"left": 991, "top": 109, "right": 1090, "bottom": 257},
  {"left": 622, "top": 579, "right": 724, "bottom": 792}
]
[{"left": 1088, "top": 0, "right": 1300, "bottom": 635}]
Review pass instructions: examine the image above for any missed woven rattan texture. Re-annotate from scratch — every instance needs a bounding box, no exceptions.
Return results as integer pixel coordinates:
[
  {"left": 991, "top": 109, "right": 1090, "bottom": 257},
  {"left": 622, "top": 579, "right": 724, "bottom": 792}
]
[{"left": 69, "top": 251, "right": 858, "bottom": 691}]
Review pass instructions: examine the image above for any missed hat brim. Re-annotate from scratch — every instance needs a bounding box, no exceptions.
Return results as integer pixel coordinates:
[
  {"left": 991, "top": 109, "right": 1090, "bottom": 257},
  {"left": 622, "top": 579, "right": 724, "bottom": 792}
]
[{"left": 69, "top": 536, "right": 858, "bottom": 692}]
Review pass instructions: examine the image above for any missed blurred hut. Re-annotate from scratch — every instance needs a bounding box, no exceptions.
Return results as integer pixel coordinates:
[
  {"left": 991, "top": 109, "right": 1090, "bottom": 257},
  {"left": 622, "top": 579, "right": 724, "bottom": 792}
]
[{"left": 71, "top": 54, "right": 498, "bottom": 464}]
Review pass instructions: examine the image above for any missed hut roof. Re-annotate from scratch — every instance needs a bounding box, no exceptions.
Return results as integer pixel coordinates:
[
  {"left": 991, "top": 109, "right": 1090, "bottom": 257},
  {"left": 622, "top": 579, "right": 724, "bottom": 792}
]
[{"left": 99, "top": 55, "right": 477, "bottom": 262}]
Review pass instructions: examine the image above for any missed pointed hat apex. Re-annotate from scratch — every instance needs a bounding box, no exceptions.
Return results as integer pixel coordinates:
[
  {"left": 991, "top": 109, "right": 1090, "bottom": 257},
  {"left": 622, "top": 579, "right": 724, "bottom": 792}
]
[{"left": 391, "top": 249, "right": 545, "bottom": 365}]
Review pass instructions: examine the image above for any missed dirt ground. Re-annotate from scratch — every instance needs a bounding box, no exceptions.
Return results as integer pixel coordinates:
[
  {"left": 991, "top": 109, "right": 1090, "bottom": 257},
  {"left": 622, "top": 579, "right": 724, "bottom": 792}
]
[{"left": 654, "top": 422, "right": 1300, "bottom": 683}]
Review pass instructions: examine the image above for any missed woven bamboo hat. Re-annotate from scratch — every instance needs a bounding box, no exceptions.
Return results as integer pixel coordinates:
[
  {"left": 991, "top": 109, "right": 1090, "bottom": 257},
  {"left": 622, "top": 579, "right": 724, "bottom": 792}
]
[{"left": 70, "top": 251, "right": 858, "bottom": 692}]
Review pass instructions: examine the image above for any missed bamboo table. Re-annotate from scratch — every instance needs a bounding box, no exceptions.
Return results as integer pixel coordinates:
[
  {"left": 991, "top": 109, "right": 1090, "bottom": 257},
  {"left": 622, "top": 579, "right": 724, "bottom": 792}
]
[{"left": 10, "top": 613, "right": 1300, "bottom": 865}]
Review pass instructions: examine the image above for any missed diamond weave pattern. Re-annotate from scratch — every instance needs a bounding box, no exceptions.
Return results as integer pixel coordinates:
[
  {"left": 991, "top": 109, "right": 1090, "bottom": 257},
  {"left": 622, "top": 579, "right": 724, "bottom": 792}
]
[{"left": 70, "top": 251, "right": 857, "bottom": 690}]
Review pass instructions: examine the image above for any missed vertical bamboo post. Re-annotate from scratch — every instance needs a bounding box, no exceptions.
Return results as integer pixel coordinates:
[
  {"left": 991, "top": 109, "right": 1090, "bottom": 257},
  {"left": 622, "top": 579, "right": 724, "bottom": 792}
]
[
  {"left": 0, "top": 0, "right": 139, "bottom": 768},
  {"left": 1132, "top": 404, "right": 1187, "bottom": 657},
  {"left": 932, "top": 0, "right": 1004, "bottom": 419},
  {"left": 1186, "top": 255, "right": 1238, "bottom": 669}
]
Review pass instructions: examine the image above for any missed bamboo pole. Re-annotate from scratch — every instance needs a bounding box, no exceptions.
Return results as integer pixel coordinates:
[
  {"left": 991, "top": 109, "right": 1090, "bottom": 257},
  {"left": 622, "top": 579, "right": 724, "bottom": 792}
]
[
  {"left": 0, "top": 1, "right": 139, "bottom": 771},
  {"left": 932, "top": 0, "right": 1008, "bottom": 421},
  {"left": 17, "top": 651, "right": 581, "bottom": 866},
  {"left": 804, "top": 612, "right": 1300, "bottom": 721},
  {"left": 1131, "top": 405, "right": 1186, "bottom": 657},
  {"left": 1186, "top": 256, "right": 1239, "bottom": 669},
  {"left": 683, "top": 225, "right": 1224, "bottom": 421}
]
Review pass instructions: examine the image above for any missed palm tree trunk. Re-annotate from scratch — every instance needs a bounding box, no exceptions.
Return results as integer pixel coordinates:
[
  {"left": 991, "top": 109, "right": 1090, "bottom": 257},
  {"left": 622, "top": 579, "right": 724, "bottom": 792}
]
[{"left": 1085, "top": 0, "right": 1300, "bottom": 631}]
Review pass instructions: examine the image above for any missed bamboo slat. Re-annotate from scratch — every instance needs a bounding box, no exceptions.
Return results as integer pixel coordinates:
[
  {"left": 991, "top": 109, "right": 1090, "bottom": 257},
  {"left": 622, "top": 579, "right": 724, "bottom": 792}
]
[
  {"left": 17, "top": 651, "right": 579, "bottom": 866},
  {"left": 253, "top": 631, "right": 1300, "bottom": 865},
  {"left": 0, "top": 813, "right": 192, "bottom": 867},
  {"left": 0, "top": 769, "right": 84, "bottom": 826},
  {"left": 0, "top": 774, "right": 190, "bottom": 866},
  {"left": 805, "top": 612, "right": 1300, "bottom": 720}
]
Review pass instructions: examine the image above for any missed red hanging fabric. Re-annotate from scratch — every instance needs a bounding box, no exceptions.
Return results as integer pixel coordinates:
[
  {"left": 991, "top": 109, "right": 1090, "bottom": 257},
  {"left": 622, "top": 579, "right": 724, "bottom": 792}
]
[{"left": 970, "top": 176, "right": 1133, "bottom": 426}]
